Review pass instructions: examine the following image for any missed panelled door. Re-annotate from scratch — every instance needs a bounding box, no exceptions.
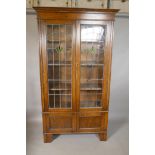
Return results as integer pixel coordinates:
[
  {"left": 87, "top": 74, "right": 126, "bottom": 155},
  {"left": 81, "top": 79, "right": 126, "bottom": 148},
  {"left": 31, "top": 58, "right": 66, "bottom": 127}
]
[
  {"left": 41, "top": 20, "right": 76, "bottom": 133},
  {"left": 41, "top": 19, "right": 111, "bottom": 133},
  {"left": 75, "top": 20, "right": 111, "bottom": 132}
]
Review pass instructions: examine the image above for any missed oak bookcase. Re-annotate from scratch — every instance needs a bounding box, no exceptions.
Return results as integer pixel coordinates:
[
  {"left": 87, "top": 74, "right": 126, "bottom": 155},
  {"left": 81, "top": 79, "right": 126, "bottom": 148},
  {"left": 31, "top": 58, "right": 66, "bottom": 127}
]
[{"left": 34, "top": 7, "right": 119, "bottom": 142}]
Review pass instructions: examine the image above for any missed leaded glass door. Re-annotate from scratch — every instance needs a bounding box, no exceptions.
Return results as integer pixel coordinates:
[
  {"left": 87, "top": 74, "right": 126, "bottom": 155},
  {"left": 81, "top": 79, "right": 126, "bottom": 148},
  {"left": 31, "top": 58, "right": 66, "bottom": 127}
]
[
  {"left": 76, "top": 21, "right": 109, "bottom": 132},
  {"left": 80, "top": 24, "right": 106, "bottom": 108},
  {"left": 45, "top": 21, "right": 76, "bottom": 112},
  {"left": 76, "top": 21, "right": 107, "bottom": 110}
]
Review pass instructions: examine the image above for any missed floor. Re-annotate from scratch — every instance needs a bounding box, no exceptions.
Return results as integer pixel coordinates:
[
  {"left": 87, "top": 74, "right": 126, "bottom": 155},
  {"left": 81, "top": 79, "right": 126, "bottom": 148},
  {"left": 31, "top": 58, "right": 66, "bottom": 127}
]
[
  {"left": 27, "top": 118, "right": 128, "bottom": 155},
  {"left": 26, "top": 15, "right": 129, "bottom": 155}
]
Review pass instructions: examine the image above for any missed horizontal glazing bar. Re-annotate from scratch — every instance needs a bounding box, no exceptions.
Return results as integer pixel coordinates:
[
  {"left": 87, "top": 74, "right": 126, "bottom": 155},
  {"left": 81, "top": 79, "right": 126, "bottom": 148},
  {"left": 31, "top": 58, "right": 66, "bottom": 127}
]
[
  {"left": 81, "top": 41, "right": 104, "bottom": 43},
  {"left": 49, "top": 107, "right": 72, "bottom": 109},
  {"left": 47, "top": 48, "right": 71, "bottom": 50},
  {"left": 49, "top": 88, "right": 71, "bottom": 90},
  {"left": 48, "top": 64, "right": 71, "bottom": 66},
  {"left": 81, "top": 64, "right": 104, "bottom": 66}
]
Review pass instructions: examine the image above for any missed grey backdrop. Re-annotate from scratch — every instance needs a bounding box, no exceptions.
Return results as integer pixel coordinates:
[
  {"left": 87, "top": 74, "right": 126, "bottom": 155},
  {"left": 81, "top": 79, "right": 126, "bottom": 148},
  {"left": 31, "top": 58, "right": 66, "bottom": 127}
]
[{"left": 27, "top": 14, "right": 129, "bottom": 155}]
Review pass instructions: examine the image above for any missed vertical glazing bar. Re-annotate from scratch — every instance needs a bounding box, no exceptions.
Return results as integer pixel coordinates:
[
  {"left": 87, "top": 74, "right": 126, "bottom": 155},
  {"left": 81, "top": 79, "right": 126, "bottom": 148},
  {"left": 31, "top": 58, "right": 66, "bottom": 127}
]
[
  {"left": 59, "top": 24, "right": 61, "bottom": 108},
  {"left": 46, "top": 25, "right": 51, "bottom": 107},
  {"left": 84, "top": 25, "right": 90, "bottom": 107},
  {"left": 91, "top": 35, "right": 96, "bottom": 107},
  {"left": 47, "top": 26, "right": 50, "bottom": 108},
  {"left": 96, "top": 38, "right": 99, "bottom": 107},
  {"left": 102, "top": 26, "right": 105, "bottom": 108},
  {"left": 84, "top": 30, "right": 87, "bottom": 65},
  {"left": 86, "top": 26, "right": 88, "bottom": 65},
  {"left": 70, "top": 24, "right": 72, "bottom": 109},
  {"left": 64, "top": 24, "right": 67, "bottom": 107},
  {"left": 52, "top": 25, "right": 55, "bottom": 108}
]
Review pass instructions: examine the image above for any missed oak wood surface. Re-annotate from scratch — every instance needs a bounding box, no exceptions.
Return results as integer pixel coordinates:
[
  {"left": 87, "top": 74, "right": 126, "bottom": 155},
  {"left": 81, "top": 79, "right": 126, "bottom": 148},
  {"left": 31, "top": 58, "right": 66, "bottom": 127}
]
[
  {"left": 34, "top": 7, "right": 119, "bottom": 13},
  {"left": 34, "top": 7, "right": 118, "bottom": 143},
  {"left": 34, "top": 7, "right": 119, "bottom": 21},
  {"left": 44, "top": 133, "right": 53, "bottom": 143}
]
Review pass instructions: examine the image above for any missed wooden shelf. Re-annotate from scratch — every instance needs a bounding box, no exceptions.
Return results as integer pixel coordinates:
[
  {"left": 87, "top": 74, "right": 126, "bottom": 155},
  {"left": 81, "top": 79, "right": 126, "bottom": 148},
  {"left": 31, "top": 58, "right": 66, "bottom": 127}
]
[
  {"left": 81, "top": 79, "right": 103, "bottom": 81},
  {"left": 80, "top": 88, "right": 102, "bottom": 91},
  {"left": 49, "top": 94, "right": 71, "bottom": 96},
  {"left": 80, "top": 93, "right": 102, "bottom": 95},
  {"left": 81, "top": 61, "right": 103, "bottom": 64},
  {"left": 81, "top": 40, "right": 104, "bottom": 43},
  {"left": 47, "top": 40, "right": 72, "bottom": 43},
  {"left": 80, "top": 101, "right": 101, "bottom": 108},
  {"left": 81, "top": 64, "right": 104, "bottom": 66}
]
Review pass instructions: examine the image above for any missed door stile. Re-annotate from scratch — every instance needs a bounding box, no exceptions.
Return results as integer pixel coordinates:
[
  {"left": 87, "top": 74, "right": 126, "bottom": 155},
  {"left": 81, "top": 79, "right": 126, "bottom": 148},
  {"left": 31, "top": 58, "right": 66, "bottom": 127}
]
[
  {"left": 71, "top": 22, "right": 77, "bottom": 132},
  {"left": 39, "top": 20, "right": 49, "bottom": 112},
  {"left": 75, "top": 20, "right": 81, "bottom": 131},
  {"left": 102, "top": 21, "right": 114, "bottom": 111},
  {"left": 75, "top": 20, "right": 81, "bottom": 113}
]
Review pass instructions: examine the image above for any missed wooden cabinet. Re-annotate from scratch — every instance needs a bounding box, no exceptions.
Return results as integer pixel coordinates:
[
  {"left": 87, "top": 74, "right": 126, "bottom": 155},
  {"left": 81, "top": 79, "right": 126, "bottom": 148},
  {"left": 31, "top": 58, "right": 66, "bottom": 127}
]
[{"left": 34, "top": 7, "right": 119, "bottom": 142}]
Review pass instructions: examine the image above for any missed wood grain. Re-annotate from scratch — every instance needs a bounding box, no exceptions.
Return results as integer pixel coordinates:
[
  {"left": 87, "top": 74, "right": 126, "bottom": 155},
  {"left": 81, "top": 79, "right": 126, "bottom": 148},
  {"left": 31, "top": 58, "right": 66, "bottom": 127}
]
[{"left": 34, "top": 7, "right": 119, "bottom": 143}]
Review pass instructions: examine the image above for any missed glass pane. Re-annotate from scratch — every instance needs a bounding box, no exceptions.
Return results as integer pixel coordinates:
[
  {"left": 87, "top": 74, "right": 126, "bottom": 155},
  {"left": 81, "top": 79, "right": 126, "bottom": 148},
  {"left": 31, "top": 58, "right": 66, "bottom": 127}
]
[
  {"left": 80, "top": 24, "right": 106, "bottom": 108},
  {"left": 47, "top": 24, "right": 73, "bottom": 109}
]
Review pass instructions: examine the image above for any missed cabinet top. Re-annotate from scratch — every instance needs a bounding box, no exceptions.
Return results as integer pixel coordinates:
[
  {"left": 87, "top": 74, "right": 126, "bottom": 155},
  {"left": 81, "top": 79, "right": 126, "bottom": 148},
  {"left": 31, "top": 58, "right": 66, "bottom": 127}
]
[
  {"left": 33, "top": 7, "right": 119, "bottom": 21},
  {"left": 33, "top": 7, "right": 119, "bottom": 14}
]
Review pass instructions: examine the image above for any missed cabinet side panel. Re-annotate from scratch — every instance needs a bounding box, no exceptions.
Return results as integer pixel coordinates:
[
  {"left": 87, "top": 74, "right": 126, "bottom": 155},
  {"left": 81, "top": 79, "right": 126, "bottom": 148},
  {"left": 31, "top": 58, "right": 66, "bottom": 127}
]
[
  {"left": 38, "top": 19, "right": 45, "bottom": 112},
  {"left": 39, "top": 20, "right": 49, "bottom": 111},
  {"left": 103, "top": 21, "right": 114, "bottom": 110},
  {"left": 38, "top": 19, "right": 49, "bottom": 134}
]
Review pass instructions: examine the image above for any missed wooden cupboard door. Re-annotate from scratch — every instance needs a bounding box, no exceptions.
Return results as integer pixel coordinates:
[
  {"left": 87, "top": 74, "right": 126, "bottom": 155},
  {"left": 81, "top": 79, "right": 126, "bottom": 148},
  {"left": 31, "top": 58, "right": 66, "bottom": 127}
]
[
  {"left": 76, "top": 112, "right": 108, "bottom": 133},
  {"left": 39, "top": 20, "right": 76, "bottom": 112},
  {"left": 76, "top": 20, "right": 113, "bottom": 131},
  {"left": 76, "top": 20, "right": 112, "bottom": 111},
  {"left": 43, "top": 112, "right": 76, "bottom": 133}
]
